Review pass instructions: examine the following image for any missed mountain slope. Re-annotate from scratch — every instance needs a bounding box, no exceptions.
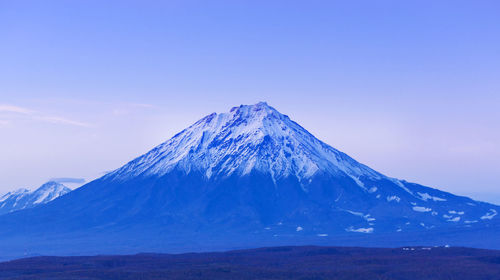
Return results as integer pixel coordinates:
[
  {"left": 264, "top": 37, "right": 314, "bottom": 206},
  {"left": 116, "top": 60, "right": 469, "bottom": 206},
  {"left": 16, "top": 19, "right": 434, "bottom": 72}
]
[
  {"left": 0, "top": 181, "right": 71, "bottom": 215},
  {"left": 0, "top": 102, "right": 498, "bottom": 259}
]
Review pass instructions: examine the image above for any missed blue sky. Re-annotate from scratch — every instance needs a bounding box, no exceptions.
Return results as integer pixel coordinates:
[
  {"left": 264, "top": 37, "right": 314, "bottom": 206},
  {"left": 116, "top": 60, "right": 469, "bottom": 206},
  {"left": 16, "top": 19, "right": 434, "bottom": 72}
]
[{"left": 1, "top": 1, "right": 499, "bottom": 203}]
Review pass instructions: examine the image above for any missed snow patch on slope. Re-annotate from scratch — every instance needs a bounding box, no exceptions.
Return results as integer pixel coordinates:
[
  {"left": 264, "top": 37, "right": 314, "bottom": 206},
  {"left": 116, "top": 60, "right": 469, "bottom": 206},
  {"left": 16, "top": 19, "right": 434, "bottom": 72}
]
[
  {"left": 417, "top": 192, "right": 446, "bottom": 202},
  {"left": 387, "top": 195, "right": 401, "bottom": 202},
  {"left": 344, "top": 210, "right": 376, "bottom": 222},
  {"left": 346, "top": 226, "right": 374, "bottom": 233},
  {"left": 481, "top": 209, "right": 497, "bottom": 220},
  {"left": 413, "top": 206, "right": 432, "bottom": 212}
]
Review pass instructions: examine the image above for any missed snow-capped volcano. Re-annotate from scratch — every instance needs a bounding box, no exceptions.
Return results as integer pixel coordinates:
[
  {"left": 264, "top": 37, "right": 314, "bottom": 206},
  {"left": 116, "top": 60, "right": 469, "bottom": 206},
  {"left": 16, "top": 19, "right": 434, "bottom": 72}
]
[
  {"left": 0, "top": 181, "right": 71, "bottom": 215},
  {"left": 98, "top": 102, "right": 497, "bottom": 232},
  {"left": 108, "top": 102, "right": 381, "bottom": 184},
  {"left": 0, "top": 102, "right": 498, "bottom": 259}
]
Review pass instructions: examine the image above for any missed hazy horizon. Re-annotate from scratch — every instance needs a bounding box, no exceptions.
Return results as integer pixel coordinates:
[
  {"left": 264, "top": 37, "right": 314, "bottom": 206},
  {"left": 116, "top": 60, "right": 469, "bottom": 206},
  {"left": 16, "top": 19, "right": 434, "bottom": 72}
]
[{"left": 2, "top": 1, "right": 499, "bottom": 204}]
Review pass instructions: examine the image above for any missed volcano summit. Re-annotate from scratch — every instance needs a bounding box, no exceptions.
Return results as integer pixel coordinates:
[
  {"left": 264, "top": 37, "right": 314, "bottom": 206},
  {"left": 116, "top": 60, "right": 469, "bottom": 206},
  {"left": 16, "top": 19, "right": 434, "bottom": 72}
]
[{"left": 0, "top": 102, "right": 498, "bottom": 259}]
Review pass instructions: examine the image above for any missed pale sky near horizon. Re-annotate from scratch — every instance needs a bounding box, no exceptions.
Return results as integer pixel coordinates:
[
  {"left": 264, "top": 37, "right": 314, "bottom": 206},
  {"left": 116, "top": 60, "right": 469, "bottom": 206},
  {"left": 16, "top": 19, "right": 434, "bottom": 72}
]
[{"left": 1, "top": 1, "right": 500, "bottom": 203}]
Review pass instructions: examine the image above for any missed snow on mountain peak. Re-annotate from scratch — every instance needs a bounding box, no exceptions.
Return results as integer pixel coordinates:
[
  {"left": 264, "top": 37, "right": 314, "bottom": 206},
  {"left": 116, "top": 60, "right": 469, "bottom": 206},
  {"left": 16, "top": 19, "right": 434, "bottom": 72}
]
[
  {"left": 108, "top": 102, "right": 382, "bottom": 183},
  {"left": 32, "top": 181, "right": 72, "bottom": 205},
  {"left": 0, "top": 181, "right": 71, "bottom": 215}
]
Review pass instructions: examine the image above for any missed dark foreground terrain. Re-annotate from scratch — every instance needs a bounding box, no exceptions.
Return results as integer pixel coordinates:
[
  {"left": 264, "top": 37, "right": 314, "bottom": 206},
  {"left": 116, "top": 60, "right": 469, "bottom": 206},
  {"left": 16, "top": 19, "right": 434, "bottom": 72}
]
[{"left": 0, "top": 246, "right": 499, "bottom": 280}]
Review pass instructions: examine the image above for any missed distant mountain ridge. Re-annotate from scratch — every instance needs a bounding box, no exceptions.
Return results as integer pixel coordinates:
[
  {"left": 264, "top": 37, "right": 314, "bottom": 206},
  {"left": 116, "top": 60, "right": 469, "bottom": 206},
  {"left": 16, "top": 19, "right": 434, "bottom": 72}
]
[
  {"left": 0, "top": 181, "right": 71, "bottom": 215},
  {"left": 0, "top": 102, "right": 498, "bottom": 259}
]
